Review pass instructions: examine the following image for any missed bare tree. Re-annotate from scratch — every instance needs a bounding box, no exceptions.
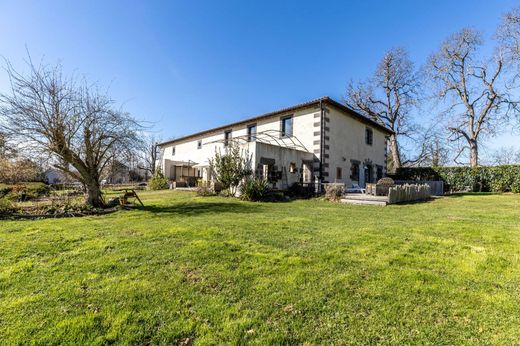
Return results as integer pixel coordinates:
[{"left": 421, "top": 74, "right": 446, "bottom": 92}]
[
  {"left": 489, "top": 146, "right": 520, "bottom": 165},
  {"left": 0, "top": 157, "right": 43, "bottom": 184},
  {"left": 428, "top": 28, "right": 517, "bottom": 167},
  {"left": 346, "top": 47, "right": 422, "bottom": 172},
  {"left": 0, "top": 59, "right": 141, "bottom": 207},
  {"left": 137, "top": 134, "right": 160, "bottom": 179},
  {"left": 408, "top": 126, "right": 450, "bottom": 167},
  {"left": 423, "top": 134, "right": 450, "bottom": 167}
]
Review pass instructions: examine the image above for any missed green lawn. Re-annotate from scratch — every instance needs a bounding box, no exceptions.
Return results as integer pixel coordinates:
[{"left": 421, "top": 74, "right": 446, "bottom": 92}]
[{"left": 1, "top": 191, "right": 519, "bottom": 345}]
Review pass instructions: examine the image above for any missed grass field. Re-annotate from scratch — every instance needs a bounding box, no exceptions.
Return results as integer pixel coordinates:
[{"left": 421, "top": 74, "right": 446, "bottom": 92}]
[{"left": 1, "top": 191, "right": 519, "bottom": 345}]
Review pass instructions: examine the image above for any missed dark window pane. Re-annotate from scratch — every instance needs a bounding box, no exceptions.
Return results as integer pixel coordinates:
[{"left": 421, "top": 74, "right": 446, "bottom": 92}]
[
  {"left": 224, "top": 130, "right": 232, "bottom": 146},
  {"left": 247, "top": 124, "right": 257, "bottom": 142},
  {"left": 281, "top": 116, "right": 293, "bottom": 137},
  {"left": 377, "top": 166, "right": 383, "bottom": 180},
  {"left": 350, "top": 162, "right": 360, "bottom": 181},
  {"left": 365, "top": 128, "right": 373, "bottom": 145}
]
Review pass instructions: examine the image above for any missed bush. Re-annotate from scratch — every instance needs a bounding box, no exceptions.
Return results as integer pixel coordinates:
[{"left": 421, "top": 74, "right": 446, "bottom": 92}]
[
  {"left": 148, "top": 169, "right": 169, "bottom": 190},
  {"left": 0, "top": 182, "right": 50, "bottom": 201},
  {"left": 209, "top": 142, "right": 252, "bottom": 196},
  {"left": 239, "top": 178, "right": 270, "bottom": 201},
  {"left": 22, "top": 182, "right": 50, "bottom": 199},
  {"left": 391, "top": 165, "right": 520, "bottom": 193},
  {"left": 40, "top": 201, "right": 96, "bottom": 215},
  {"left": 218, "top": 188, "right": 233, "bottom": 197},
  {"left": 286, "top": 183, "right": 315, "bottom": 199},
  {"left": 376, "top": 177, "right": 395, "bottom": 186},
  {"left": 324, "top": 183, "right": 344, "bottom": 202},
  {"left": 0, "top": 198, "right": 16, "bottom": 215},
  {"left": 196, "top": 186, "right": 216, "bottom": 197},
  {"left": 0, "top": 184, "right": 11, "bottom": 198}
]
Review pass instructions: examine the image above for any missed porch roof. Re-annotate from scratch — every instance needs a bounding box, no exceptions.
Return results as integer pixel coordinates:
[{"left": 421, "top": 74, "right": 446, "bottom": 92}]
[{"left": 168, "top": 160, "right": 198, "bottom": 167}]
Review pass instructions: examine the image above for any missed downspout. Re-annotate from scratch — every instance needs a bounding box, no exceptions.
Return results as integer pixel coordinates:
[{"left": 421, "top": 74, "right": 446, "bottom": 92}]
[{"left": 319, "top": 99, "right": 324, "bottom": 191}]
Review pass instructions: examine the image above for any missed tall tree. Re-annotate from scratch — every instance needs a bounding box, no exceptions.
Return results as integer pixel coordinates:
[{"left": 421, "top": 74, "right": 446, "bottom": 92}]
[
  {"left": 428, "top": 28, "right": 517, "bottom": 167},
  {"left": 346, "top": 48, "right": 421, "bottom": 172},
  {"left": 137, "top": 134, "right": 160, "bottom": 179},
  {"left": 0, "top": 59, "right": 141, "bottom": 207}
]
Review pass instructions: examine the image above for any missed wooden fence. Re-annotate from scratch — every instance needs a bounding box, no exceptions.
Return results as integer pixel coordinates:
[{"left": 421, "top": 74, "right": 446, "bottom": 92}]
[
  {"left": 388, "top": 184, "right": 431, "bottom": 204},
  {"left": 394, "top": 180, "right": 444, "bottom": 196}
]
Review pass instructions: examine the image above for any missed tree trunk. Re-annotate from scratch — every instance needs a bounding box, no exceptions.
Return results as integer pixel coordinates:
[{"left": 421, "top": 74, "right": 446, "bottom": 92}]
[
  {"left": 85, "top": 180, "right": 105, "bottom": 208},
  {"left": 389, "top": 134, "right": 402, "bottom": 173},
  {"left": 469, "top": 140, "right": 478, "bottom": 168}
]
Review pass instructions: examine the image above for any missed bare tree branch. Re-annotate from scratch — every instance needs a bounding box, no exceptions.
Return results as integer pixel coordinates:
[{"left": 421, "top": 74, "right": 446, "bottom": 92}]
[{"left": 345, "top": 47, "right": 422, "bottom": 172}]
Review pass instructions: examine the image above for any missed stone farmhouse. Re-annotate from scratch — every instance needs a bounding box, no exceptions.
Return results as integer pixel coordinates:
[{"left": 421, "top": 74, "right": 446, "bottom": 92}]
[{"left": 158, "top": 96, "right": 393, "bottom": 190}]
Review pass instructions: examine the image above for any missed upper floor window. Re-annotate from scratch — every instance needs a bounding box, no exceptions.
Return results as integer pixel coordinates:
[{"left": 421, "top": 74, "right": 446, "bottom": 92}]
[
  {"left": 247, "top": 124, "right": 257, "bottom": 142},
  {"left": 281, "top": 115, "right": 293, "bottom": 138},
  {"left": 224, "top": 130, "right": 232, "bottom": 146},
  {"left": 172, "top": 146, "right": 176, "bottom": 155},
  {"left": 365, "top": 127, "right": 373, "bottom": 145},
  {"left": 197, "top": 139, "right": 202, "bottom": 149}
]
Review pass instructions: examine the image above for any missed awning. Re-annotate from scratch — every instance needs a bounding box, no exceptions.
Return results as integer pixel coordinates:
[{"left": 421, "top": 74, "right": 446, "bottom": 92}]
[{"left": 193, "top": 162, "right": 210, "bottom": 168}]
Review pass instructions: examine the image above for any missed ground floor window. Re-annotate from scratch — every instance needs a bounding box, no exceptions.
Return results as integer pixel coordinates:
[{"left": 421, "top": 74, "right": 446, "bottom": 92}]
[
  {"left": 350, "top": 160, "right": 360, "bottom": 181},
  {"left": 376, "top": 165, "right": 383, "bottom": 181},
  {"left": 336, "top": 167, "right": 342, "bottom": 180}
]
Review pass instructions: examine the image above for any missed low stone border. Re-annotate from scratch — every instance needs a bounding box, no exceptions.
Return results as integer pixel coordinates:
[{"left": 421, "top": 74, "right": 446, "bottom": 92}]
[{"left": 0, "top": 207, "right": 120, "bottom": 220}]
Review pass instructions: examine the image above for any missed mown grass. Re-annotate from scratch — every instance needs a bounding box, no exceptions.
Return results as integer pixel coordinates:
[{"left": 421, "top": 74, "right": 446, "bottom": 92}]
[{"left": 0, "top": 191, "right": 519, "bottom": 345}]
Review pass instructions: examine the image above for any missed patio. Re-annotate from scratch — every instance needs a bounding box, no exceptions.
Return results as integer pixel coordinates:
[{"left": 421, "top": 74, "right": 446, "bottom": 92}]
[{"left": 341, "top": 193, "right": 389, "bottom": 206}]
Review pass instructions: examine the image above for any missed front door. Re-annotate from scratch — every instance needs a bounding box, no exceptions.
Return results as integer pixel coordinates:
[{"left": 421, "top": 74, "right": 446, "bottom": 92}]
[{"left": 364, "top": 165, "right": 372, "bottom": 185}]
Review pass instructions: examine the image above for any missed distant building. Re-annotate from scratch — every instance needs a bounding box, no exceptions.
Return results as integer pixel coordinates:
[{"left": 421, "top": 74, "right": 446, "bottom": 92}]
[
  {"left": 43, "top": 168, "right": 68, "bottom": 184},
  {"left": 105, "top": 161, "right": 131, "bottom": 184}
]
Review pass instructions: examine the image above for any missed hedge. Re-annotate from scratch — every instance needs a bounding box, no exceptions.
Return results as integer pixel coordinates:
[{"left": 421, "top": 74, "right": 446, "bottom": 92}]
[{"left": 390, "top": 165, "right": 520, "bottom": 193}]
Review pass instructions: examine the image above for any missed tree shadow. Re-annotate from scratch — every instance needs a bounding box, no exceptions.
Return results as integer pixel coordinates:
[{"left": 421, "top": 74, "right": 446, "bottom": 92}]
[
  {"left": 140, "top": 201, "right": 264, "bottom": 216},
  {"left": 389, "top": 197, "right": 437, "bottom": 206},
  {"left": 444, "top": 192, "right": 499, "bottom": 198}
]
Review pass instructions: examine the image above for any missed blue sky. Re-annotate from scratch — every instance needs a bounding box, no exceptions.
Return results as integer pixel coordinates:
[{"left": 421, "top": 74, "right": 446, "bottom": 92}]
[{"left": 0, "top": 0, "right": 519, "bottom": 158}]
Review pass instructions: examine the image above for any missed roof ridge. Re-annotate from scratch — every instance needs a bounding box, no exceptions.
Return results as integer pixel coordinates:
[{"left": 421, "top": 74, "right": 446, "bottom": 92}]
[{"left": 158, "top": 96, "right": 392, "bottom": 146}]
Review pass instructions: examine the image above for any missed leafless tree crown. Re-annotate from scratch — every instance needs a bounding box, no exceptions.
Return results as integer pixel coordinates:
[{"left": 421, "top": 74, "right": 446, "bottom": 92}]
[
  {"left": 0, "top": 59, "right": 141, "bottom": 206},
  {"left": 346, "top": 47, "right": 423, "bottom": 171},
  {"left": 428, "top": 28, "right": 519, "bottom": 166}
]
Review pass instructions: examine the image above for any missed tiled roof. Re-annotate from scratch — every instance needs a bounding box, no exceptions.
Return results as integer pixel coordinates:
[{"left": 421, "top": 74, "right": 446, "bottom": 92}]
[{"left": 158, "top": 96, "right": 393, "bottom": 146}]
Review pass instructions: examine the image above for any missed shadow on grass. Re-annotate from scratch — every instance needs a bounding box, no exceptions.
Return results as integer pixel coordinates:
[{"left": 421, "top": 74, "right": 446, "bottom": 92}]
[
  {"left": 140, "top": 201, "right": 264, "bottom": 215},
  {"left": 444, "top": 192, "right": 499, "bottom": 198},
  {"left": 389, "top": 197, "right": 437, "bottom": 206}
]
